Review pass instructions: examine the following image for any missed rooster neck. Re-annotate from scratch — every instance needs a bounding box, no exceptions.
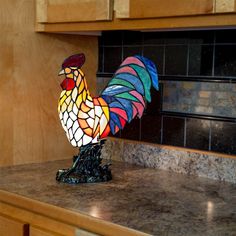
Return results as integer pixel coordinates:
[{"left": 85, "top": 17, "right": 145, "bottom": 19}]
[{"left": 75, "top": 75, "right": 92, "bottom": 103}]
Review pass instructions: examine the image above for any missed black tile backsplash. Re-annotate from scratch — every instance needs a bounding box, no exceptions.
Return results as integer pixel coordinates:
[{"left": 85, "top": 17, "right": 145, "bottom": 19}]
[
  {"left": 97, "top": 29, "right": 236, "bottom": 155},
  {"left": 163, "top": 116, "right": 185, "bottom": 147},
  {"left": 120, "top": 118, "right": 141, "bottom": 141},
  {"left": 103, "top": 47, "right": 122, "bottom": 73},
  {"left": 98, "top": 47, "right": 103, "bottom": 72},
  {"left": 123, "top": 31, "right": 143, "bottom": 45},
  {"left": 215, "top": 29, "right": 236, "bottom": 44},
  {"left": 163, "top": 31, "right": 189, "bottom": 45},
  {"left": 123, "top": 46, "right": 142, "bottom": 59},
  {"left": 186, "top": 118, "right": 210, "bottom": 151},
  {"left": 145, "top": 87, "right": 162, "bottom": 115},
  {"left": 215, "top": 45, "right": 236, "bottom": 77},
  {"left": 101, "top": 31, "right": 123, "bottom": 46},
  {"left": 211, "top": 121, "right": 236, "bottom": 155},
  {"left": 143, "top": 32, "right": 165, "bottom": 45},
  {"left": 141, "top": 115, "right": 161, "bottom": 143},
  {"left": 188, "top": 45, "right": 213, "bottom": 76},
  {"left": 188, "top": 30, "right": 214, "bottom": 44},
  {"left": 165, "top": 45, "right": 188, "bottom": 75}
]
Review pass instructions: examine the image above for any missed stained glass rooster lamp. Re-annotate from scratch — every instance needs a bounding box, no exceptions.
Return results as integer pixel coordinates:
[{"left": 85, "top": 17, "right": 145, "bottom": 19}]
[{"left": 56, "top": 53, "right": 158, "bottom": 184}]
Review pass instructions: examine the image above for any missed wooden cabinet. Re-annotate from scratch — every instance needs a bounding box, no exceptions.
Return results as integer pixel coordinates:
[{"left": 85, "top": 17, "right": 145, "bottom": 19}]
[
  {"left": 36, "top": 0, "right": 236, "bottom": 33},
  {"left": 36, "top": 0, "right": 113, "bottom": 23},
  {"left": 0, "top": 214, "right": 29, "bottom": 236},
  {"left": 0, "top": 190, "right": 143, "bottom": 236},
  {"left": 115, "top": 0, "right": 214, "bottom": 19}
]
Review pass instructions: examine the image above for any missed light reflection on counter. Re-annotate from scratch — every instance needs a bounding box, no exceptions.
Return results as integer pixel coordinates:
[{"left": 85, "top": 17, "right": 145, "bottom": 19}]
[
  {"left": 207, "top": 201, "right": 214, "bottom": 222},
  {"left": 90, "top": 205, "right": 101, "bottom": 218}
]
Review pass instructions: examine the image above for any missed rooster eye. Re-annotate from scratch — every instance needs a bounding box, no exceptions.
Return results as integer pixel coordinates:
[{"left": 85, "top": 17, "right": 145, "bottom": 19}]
[{"left": 65, "top": 68, "right": 71, "bottom": 74}]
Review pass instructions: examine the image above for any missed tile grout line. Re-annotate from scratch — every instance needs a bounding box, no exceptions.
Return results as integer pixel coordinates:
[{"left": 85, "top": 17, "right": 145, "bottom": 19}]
[
  {"left": 102, "top": 45, "right": 105, "bottom": 73},
  {"left": 121, "top": 31, "right": 124, "bottom": 61},
  {"left": 212, "top": 32, "right": 216, "bottom": 77},
  {"left": 209, "top": 121, "right": 212, "bottom": 151},
  {"left": 160, "top": 115, "right": 164, "bottom": 144},
  {"left": 163, "top": 45, "right": 166, "bottom": 75},
  {"left": 184, "top": 117, "right": 187, "bottom": 147},
  {"left": 186, "top": 43, "right": 190, "bottom": 76}
]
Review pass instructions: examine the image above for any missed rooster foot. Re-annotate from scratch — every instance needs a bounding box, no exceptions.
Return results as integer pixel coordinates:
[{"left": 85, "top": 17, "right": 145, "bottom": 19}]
[{"left": 56, "top": 141, "right": 112, "bottom": 184}]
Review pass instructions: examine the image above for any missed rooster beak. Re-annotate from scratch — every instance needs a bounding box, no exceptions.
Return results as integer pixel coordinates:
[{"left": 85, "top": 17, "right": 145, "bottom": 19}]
[{"left": 58, "top": 69, "right": 65, "bottom": 76}]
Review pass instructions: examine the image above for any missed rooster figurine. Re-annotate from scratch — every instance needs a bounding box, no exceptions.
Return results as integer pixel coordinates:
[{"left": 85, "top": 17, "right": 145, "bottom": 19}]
[{"left": 56, "top": 53, "right": 158, "bottom": 184}]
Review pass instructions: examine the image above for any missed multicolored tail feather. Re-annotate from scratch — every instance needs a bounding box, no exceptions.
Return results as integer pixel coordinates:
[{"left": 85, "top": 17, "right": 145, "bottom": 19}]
[{"left": 101, "top": 55, "right": 158, "bottom": 135}]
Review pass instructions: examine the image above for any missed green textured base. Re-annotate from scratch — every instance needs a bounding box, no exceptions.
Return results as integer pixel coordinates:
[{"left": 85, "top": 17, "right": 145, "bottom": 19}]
[{"left": 56, "top": 141, "right": 112, "bottom": 184}]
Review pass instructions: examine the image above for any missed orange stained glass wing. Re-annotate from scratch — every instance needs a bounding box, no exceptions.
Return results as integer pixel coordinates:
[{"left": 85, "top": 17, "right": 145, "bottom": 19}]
[
  {"left": 78, "top": 119, "right": 89, "bottom": 129},
  {"left": 84, "top": 127, "right": 93, "bottom": 136},
  {"left": 97, "top": 97, "right": 107, "bottom": 106},
  {"left": 93, "top": 98, "right": 100, "bottom": 106},
  {"left": 81, "top": 102, "right": 91, "bottom": 112}
]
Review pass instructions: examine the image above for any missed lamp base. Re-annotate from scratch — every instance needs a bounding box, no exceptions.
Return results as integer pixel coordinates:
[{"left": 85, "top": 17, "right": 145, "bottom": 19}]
[{"left": 56, "top": 140, "right": 112, "bottom": 184}]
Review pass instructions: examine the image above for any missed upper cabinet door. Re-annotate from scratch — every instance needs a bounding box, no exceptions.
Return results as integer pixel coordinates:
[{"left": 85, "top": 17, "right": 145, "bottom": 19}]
[
  {"left": 115, "top": 0, "right": 214, "bottom": 19},
  {"left": 36, "top": 0, "right": 113, "bottom": 23}
]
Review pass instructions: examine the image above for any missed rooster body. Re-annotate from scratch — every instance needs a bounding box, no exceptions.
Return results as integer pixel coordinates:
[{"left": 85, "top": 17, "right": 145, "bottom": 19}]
[{"left": 58, "top": 54, "right": 158, "bottom": 148}]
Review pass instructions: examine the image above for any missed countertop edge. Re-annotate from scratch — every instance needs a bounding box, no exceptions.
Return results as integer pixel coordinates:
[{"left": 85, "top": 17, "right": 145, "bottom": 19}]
[{"left": 0, "top": 190, "right": 149, "bottom": 236}]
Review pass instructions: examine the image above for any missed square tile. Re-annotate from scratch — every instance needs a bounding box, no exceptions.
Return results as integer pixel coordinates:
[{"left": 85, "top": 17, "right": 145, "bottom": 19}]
[
  {"left": 123, "top": 31, "right": 143, "bottom": 45},
  {"left": 215, "top": 29, "right": 236, "bottom": 44},
  {"left": 143, "top": 32, "right": 165, "bottom": 45},
  {"left": 145, "top": 87, "right": 162, "bottom": 115},
  {"left": 188, "top": 45, "right": 213, "bottom": 76},
  {"left": 188, "top": 30, "right": 214, "bottom": 44},
  {"left": 165, "top": 45, "right": 188, "bottom": 75},
  {"left": 141, "top": 115, "right": 161, "bottom": 143},
  {"left": 211, "top": 121, "right": 236, "bottom": 154},
  {"left": 101, "top": 31, "right": 123, "bottom": 46},
  {"left": 123, "top": 46, "right": 142, "bottom": 59},
  {"left": 120, "top": 118, "right": 141, "bottom": 141},
  {"left": 103, "top": 47, "right": 122, "bottom": 73},
  {"left": 214, "top": 45, "right": 236, "bottom": 76},
  {"left": 186, "top": 118, "right": 210, "bottom": 150},
  {"left": 98, "top": 47, "right": 103, "bottom": 73},
  {"left": 163, "top": 31, "right": 189, "bottom": 45},
  {"left": 162, "top": 116, "right": 185, "bottom": 146}
]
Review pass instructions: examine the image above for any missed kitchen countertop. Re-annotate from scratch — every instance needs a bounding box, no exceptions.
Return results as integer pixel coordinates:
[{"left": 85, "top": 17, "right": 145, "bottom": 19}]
[{"left": 0, "top": 159, "right": 236, "bottom": 236}]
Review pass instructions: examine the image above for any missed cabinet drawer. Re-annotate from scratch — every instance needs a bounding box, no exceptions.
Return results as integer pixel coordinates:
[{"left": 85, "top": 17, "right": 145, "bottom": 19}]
[
  {"left": 0, "top": 214, "right": 29, "bottom": 236},
  {"left": 36, "top": 0, "right": 113, "bottom": 23},
  {"left": 115, "top": 0, "right": 214, "bottom": 19}
]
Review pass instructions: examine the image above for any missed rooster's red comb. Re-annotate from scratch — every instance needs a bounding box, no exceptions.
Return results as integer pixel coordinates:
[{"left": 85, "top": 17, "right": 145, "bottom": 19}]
[{"left": 62, "top": 53, "right": 85, "bottom": 69}]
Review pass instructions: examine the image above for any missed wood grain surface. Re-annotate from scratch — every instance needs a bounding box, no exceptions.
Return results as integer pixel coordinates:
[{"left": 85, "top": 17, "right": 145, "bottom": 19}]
[
  {"left": 0, "top": 214, "right": 29, "bottom": 236},
  {"left": 115, "top": 0, "right": 214, "bottom": 19},
  {"left": 36, "top": 0, "right": 113, "bottom": 23},
  {"left": 0, "top": 0, "right": 98, "bottom": 166}
]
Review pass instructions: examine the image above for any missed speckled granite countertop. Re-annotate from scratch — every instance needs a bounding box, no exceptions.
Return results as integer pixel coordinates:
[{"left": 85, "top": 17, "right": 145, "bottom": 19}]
[{"left": 0, "top": 159, "right": 236, "bottom": 236}]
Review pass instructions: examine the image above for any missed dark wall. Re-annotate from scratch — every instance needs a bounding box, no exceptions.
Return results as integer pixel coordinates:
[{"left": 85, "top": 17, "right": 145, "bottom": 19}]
[{"left": 97, "top": 30, "right": 236, "bottom": 155}]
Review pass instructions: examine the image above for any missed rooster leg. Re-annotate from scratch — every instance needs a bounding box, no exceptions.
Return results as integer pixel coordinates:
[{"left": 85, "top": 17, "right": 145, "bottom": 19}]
[{"left": 56, "top": 140, "right": 112, "bottom": 184}]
